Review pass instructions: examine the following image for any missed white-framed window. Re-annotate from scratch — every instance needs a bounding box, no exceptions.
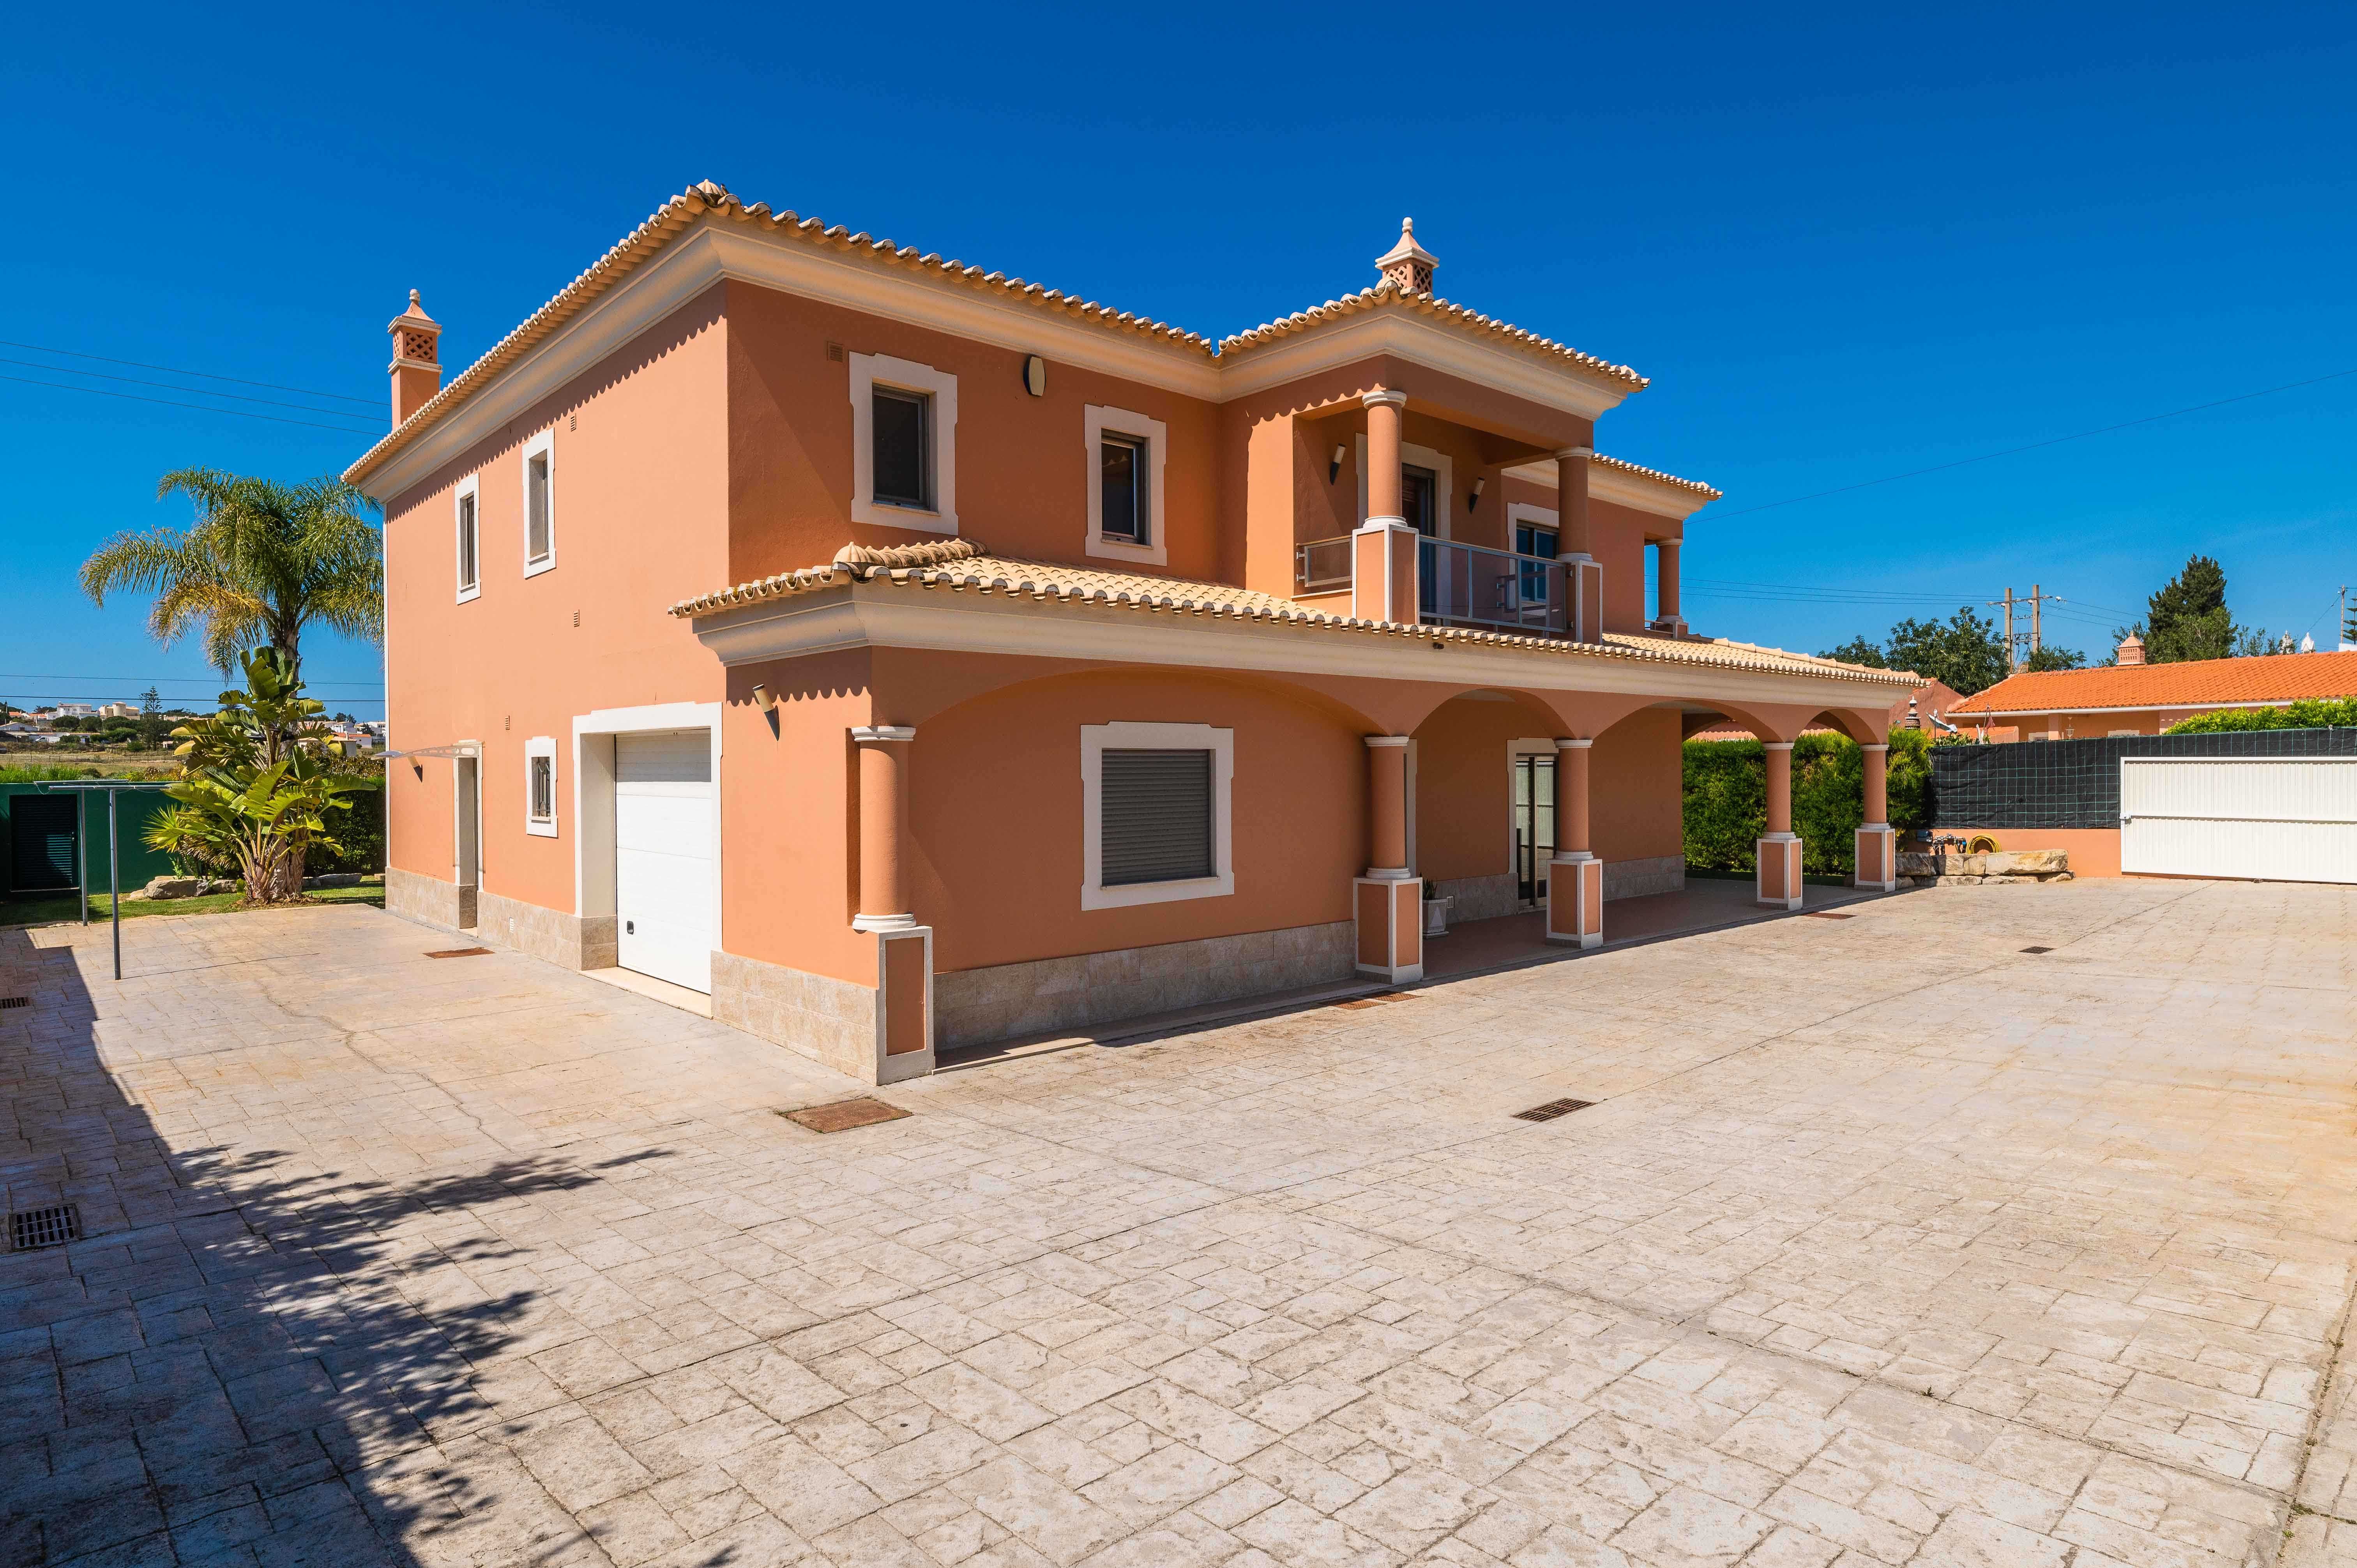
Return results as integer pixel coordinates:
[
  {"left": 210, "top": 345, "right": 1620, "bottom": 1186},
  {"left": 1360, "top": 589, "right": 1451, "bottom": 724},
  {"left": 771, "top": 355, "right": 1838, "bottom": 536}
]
[
  {"left": 1357, "top": 436, "right": 1454, "bottom": 539},
  {"left": 1084, "top": 405, "right": 1169, "bottom": 566},
  {"left": 525, "top": 736, "right": 558, "bottom": 836},
  {"left": 1081, "top": 722, "right": 1233, "bottom": 910},
  {"left": 850, "top": 353, "right": 958, "bottom": 533},
  {"left": 521, "top": 428, "right": 556, "bottom": 576},
  {"left": 454, "top": 474, "right": 481, "bottom": 602}
]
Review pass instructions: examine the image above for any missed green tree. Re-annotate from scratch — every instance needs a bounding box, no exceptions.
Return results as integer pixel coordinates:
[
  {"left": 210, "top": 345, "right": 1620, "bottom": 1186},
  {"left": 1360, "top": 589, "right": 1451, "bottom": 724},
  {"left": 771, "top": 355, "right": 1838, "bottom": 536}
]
[
  {"left": 2133, "top": 554, "right": 2270, "bottom": 663},
  {"left": 145, "top": 649, "right": 364, "bottom": 902},
  {"left": 2025, "top": 645, "right": 2087, "bottom": 672},
  {"left": 81, "top": 469, "right": 382, "bottom": 675},
  {"left": 1818, "top": 636, "right": 1888, "bottom": 667},
  {"left": 1886, "top": 607, "right": 2009, "bottom": 695}
]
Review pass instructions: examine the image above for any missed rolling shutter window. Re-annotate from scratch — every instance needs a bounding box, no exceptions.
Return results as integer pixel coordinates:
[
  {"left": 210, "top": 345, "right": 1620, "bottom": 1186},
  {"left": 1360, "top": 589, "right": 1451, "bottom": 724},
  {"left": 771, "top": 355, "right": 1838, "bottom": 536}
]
[{"left": 1101, "top": 749, "right": 1213, "bottom": 886}]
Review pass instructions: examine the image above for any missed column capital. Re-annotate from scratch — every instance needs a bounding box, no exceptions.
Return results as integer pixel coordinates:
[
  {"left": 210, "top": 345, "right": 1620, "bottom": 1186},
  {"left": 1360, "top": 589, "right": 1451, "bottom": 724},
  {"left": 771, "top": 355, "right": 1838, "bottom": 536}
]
[
  {"left": 850, "top": 725, "right": 916, "bottom": 744},
  {"left": 1552, "top": 737, "right": 1593, "bottom": 750},
  {"left": 1361, "top": 388, "right": 1408, "bottom": 411},
  {"left": 1553, "top": 445, "right": 1595, "bottom": 461},
  {"left": 1363, "top": 735, "right": 1410, "bottom": 749},
  {"left": 1762, "top": 740, "right": 1794, "bottom": 751}
]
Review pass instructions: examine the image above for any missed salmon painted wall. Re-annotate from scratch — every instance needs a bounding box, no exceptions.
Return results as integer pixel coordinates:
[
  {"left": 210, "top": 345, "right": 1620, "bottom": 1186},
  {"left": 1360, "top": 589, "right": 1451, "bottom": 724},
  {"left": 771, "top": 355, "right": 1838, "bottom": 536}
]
[
  {"left": 1963, "top": 709, "right": 2188, "bottom": 740},
  {"left": 1940, "top": 826, "right": 2123, "bottom": 876},
  {"left": 1412, "top": 697, "right": 1684, "bottom": 884},
  {"left": 382, "top": 288, "right": 731, "bottom": 912},
  {"left": 908, "top": 669, "right": 1365, "bottom": 973},
  {"left": 723, "top": 279, "right": 1223, "bottom": 586},
  {"left": 1496, "top": 475, "right": 1674, "bottom": 634}
]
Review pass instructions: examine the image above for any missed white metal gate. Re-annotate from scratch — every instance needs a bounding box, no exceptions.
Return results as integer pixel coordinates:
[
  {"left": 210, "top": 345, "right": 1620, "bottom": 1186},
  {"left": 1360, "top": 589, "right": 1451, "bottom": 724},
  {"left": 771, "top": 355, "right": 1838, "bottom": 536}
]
[
  {"left": 2120, "top": 756, "right": 2357, "bottom": 884},
  {"left": 615, "top": 731, "right": 716, "bottom": 991}
]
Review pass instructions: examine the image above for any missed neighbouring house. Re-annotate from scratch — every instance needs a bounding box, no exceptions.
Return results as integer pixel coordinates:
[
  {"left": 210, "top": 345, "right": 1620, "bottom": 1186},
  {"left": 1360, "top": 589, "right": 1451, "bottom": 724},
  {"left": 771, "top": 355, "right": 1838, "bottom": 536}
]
[
  {"left": 345, "top": 182, "right": 1918, "bottom": 1085},
  {"left": 1952, "top": 637, "right": 2357, "bottom": 742}
]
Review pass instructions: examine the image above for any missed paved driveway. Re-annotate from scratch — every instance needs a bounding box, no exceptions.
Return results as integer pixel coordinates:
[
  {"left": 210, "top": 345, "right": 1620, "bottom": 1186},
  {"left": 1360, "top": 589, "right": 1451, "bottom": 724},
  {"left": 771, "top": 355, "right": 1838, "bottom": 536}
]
[{"left": 5, "top": 879, "right": 2357, "bottom": 1567}]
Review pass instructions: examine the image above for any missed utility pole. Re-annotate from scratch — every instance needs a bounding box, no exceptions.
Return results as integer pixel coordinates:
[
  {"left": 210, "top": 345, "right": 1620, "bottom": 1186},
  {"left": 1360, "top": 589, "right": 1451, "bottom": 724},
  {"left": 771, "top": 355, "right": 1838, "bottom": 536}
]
[
  {"left": 2031, "top": 583, "right": 2041, "bottom": 664},
  {"left": 2000, "top": 588, "right": 2016, "bottom": 674},
  {"left": 1989, "top": 585, "right": 2058, "bottom": 674}
]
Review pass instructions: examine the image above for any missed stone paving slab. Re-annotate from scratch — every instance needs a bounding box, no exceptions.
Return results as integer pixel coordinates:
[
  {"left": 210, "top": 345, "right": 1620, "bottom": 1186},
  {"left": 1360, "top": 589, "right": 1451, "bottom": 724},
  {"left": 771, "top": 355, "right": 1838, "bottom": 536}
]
[{"left": 2, "top": 879, "right": 2355, "bottom": 1565}]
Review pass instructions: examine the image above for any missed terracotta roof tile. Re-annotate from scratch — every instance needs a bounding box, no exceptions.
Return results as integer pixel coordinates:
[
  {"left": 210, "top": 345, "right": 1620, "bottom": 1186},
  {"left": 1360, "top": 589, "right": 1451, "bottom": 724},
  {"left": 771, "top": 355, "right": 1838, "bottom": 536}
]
[
  {"left": 1951, "top": 650, "right": 2357, "bottom": 715},
  {"left": 1219, "top": 283, "right": 1647, "bottom": 391},
  {"left": 1590, "top": 453, "right": 1720, "bottom": 499},
  {"left": 669, "top": 542, "right": 1916, "bottom": 689}
]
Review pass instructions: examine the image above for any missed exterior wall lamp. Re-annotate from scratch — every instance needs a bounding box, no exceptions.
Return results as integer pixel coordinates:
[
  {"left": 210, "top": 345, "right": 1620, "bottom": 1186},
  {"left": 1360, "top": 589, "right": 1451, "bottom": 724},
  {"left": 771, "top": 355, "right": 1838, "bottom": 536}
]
[
  {"left": 752, "top": 683, "right": 777, "bottom": 712},
  {"left": 1329, "top": 444, "right": 1346, "bottom": 483},
  {"left": 1468, "top": 476, "right": 1486, "bottom": 513}
]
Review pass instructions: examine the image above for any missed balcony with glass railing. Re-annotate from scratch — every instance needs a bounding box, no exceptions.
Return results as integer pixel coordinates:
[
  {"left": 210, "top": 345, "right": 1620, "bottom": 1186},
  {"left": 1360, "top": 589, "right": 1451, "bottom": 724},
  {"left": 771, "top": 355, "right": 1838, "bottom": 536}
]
[{"left": 1295, "top": 535, "right": 1571, "bottom": 637}]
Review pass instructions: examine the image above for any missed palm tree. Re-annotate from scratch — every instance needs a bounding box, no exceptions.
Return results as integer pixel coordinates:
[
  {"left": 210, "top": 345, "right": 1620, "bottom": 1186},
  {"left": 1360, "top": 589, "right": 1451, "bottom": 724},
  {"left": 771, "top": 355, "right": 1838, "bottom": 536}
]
[{"left": 81, "top": 469, "right": 382, "bottom": 675}]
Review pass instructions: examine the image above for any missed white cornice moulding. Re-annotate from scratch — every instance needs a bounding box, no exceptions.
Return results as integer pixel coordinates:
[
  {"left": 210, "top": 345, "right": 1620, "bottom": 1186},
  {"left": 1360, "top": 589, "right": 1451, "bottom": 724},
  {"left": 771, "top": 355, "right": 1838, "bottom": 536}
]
[
  {"left": 1217, "top": 307, "right": 1632, "bottom": 419},
  {"left": 687, "top": 587, "right": 1906, "bottom": 710},
  {"left": 1504, "top": 459, "right": 1712, "bottom": 523}
]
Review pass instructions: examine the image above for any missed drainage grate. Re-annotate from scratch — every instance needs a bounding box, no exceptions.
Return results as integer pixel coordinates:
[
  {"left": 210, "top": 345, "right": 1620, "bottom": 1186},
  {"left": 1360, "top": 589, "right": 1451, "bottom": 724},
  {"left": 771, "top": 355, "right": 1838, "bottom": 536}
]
[
  {"left": 1514, "top": 1098, "right": 1595, "bottom": 1123},
  {"left": 1332, "top": 992, "right": 1417, "bottom": 1011},
  {"left": 425, "top": 948, "right": 493, "bottom": 959},
  {"left": 1802, "top": 911, "right": 1854, "bottom": 920},
  {"left": 783, "top": 1098, "right": 912, "bottom": 1134},
  {"left": 9, "top": 1204, "right": 80, "bottom": 1252},
  {"left": 0, "top": 996, "right": 27, "bottom": 1009},
  {"left": 2020, "top": 946, "right": 2054, "bottom": 954}
]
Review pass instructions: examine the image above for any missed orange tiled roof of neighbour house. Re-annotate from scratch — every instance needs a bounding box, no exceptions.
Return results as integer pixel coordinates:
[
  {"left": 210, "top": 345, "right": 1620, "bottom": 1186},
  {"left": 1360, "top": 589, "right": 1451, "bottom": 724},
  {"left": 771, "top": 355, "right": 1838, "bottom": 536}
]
[
  {"left": 345, "top": 181, "right": 1650, "bottom": 489},
  {"left": 670, "top": 540, "right": 1917, "bottom": 689},
  {"left": 1952, "top": 650, "right": 2357, "bottom": 715}
]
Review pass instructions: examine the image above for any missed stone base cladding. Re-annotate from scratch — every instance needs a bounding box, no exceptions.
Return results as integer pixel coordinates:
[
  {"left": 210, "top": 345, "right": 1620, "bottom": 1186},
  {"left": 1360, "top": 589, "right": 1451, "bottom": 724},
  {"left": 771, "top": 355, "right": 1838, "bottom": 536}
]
[
  {"left": 473, "top": 890, "right": 617, "bottom": 970},
  {"left": 1899, "top": 849, "right": 2074, "bottom": 886},
  {"left": 711, "top": 950, "right": 877, "bottom": 1081},
  {"left": 1603, "top": 856, "right": 1685, "bottom": 901},
  {"left": 934, "top": 922, "right": 1355, "bottom": 1050},
  {"left": 386, "top": 867, "right": 468, "bottom": 932}
]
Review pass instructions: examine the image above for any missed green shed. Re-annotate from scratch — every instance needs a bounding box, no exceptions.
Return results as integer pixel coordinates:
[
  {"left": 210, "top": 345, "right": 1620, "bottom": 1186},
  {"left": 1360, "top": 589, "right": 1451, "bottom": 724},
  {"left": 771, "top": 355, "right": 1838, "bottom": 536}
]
[{"left": 0, "top": 782, "right": 179, "bottom": 900}]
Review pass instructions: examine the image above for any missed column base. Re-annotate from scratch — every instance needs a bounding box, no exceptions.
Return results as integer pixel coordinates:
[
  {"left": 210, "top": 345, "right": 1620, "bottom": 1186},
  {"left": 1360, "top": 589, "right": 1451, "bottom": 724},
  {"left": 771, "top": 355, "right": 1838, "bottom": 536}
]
[
  {"left": 1854, "top": 825, "right": 1897, "bottom": 892},
  {"left": 870, "top": 925, "right": 935, "bottom": 1084},
  {"left": 1544, "top": 853, "right": 1603, "bottom": 948},
  {"left": 1756, "top": 834, "right": 1804, "bottom": 909},
  {"left": 1353, "top": 875, "right": 1424, "bottom": 983}
]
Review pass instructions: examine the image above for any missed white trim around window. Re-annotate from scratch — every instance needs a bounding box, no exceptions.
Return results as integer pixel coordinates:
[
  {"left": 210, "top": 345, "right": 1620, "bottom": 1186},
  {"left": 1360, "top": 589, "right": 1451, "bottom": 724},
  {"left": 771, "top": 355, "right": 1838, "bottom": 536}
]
[
  {"left": 454, "top": 473, "right": 482, "bottom": 602},
  {"left": 850, "top": 352, "right": 958, "bottom": 533},
  {"left": 1080, "top": 722, "right": 1233, "bottom": 910},
  {"left": 521, "top": 428, "right": 557, "bottom": 577},
  {"left": 1084, "top": 405, "right": 1168, "bottom": 566},
  {"left": 525, "top": 735, "right": 558, "bottom": 836},
  {"left": 1505, "top": 500, "right": 1558, "bottom": 540},
  {"left": 1357, "top": 435, "right": 1454, "bottom": 539}
]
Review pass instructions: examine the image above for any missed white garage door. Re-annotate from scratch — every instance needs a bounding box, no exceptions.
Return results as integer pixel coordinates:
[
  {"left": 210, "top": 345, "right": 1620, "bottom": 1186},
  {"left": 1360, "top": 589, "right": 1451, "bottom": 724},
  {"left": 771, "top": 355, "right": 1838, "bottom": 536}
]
[
  {"left": 2121, "top": 757, "right": 2357, "bottom": 884},
  {"left": 616, "top": 731, "right": 715, "bottom": 991}
]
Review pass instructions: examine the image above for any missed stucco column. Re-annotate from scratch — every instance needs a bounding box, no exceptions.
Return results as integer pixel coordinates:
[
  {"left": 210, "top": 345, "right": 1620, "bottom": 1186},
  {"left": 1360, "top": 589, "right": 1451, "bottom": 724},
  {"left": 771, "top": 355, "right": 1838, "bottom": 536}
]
[
  {"left": 1554, "top": 445, "right": 1601, "bottom": 642},
  {"left": 1364, "top": 736, "right": 1410, "bottom": 876},
  {"left": 1653, "top": 538, "right": 1685, "bottom": 633},
  {"left": 1862, "top": 743, "right": 1888, "bottom": 827},
  {"left": 851, "top": 726, "right": 916, "bottom": 930},
  {"left": 1757, "top": 741, "right": 1802, "bottom": 910},
  {"left": 1546, "top": 738, "right": 1601, "bottom": 948},
  {"left": 1364, "top": 390, "right": 1406, "bottom": 524},
  {"left": 1854, "top": 742, "right": 1896, "bottom": 893}
]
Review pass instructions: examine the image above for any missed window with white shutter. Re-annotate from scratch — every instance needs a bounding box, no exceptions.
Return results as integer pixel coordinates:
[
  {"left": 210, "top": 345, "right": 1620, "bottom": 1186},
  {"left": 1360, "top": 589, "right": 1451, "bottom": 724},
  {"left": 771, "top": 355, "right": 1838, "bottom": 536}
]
[{"left": 1081, "top": 723, "right": 1233, "bottom": 908}]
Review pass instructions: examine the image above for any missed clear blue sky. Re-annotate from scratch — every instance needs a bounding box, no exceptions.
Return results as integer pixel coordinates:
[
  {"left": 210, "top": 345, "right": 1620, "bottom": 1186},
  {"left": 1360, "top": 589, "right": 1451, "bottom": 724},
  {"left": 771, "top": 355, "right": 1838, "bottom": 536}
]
[{"left": 5, "top": 1, "right": 2353, "bottom": 718}]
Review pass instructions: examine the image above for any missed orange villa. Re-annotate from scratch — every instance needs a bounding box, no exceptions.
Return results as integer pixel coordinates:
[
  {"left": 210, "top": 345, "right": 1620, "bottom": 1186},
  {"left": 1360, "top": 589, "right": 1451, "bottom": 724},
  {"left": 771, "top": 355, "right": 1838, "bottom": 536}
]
[{"left": 346, "top": 182, "right": 1917, "bottom": 1084}]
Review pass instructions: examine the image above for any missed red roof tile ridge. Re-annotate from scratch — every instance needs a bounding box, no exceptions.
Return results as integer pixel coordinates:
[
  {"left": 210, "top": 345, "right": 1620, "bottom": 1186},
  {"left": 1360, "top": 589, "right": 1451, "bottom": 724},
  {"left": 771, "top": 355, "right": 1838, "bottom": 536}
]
[
  {"left": 1217, "top": 281, "right": 1648, "bottom": 388},
  {"left": 1951, "top": 648, "right": 2357, "bottom": 714}
]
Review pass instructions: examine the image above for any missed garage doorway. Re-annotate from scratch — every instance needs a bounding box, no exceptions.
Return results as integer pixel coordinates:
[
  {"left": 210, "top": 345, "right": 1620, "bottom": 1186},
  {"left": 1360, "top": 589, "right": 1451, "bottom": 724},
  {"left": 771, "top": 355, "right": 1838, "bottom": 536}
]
[{"left": 615, "top": 730, "right": 716, "bottom": 992}]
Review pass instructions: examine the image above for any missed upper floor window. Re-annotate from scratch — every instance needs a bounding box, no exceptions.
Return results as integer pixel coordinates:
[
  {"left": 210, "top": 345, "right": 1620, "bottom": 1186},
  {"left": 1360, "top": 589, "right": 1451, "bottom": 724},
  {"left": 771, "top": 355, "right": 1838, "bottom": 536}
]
[
  {"left": 1402, "top": 464, "right": 1438, "bottom": 537},
  {"left": 1085, "top": 405, "right": 1169, "bottom": 566},
  {"left": 522, "top": 429, "right": 556, "bottom": 576},
  {"left": 455, "top": 475, "right": 481, "bottom": 602},
  {"left": 850, "top": 353, "right": 958, "bottom": 533}
]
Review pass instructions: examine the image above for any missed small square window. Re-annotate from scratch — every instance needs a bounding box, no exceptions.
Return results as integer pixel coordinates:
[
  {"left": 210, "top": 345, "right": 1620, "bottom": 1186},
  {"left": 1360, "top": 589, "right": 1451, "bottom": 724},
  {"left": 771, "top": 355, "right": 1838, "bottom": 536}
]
[
  {"left": 1100, "top": 434, "right": 1149, "bottom": 544},
  {"left": 871, "top": 388, "right": 931, "bottom": 509}
]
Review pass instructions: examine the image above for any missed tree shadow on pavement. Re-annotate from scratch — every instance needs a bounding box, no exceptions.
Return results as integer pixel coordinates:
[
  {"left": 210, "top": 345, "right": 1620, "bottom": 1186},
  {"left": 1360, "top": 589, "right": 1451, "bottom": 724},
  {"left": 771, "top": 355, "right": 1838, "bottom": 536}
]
[{"left": 0, "top": 924, "right": 674, "bottom": 1566}]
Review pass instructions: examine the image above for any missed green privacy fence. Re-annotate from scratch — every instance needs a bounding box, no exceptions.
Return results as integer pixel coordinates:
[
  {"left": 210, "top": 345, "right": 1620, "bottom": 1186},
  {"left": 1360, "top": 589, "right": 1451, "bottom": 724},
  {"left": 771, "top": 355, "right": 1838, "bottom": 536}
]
[{"left": 0, "top": 783, "right": 178, "bottom": 898}]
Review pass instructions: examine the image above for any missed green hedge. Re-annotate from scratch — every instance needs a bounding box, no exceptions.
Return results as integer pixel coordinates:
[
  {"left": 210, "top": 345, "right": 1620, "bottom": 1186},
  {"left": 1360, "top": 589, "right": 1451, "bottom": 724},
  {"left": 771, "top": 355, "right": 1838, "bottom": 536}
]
[
  {"left": 1682, "top": 727, "right": 1931, "bottom": 875},
  {"left": 2167, "top": 698, "right": 2357, "bottom": 734}
]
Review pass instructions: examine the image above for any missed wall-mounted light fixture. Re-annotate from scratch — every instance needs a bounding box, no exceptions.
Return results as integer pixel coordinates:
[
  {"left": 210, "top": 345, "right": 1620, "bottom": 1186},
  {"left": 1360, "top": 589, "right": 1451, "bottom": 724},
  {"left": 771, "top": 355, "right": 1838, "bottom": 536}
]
[
  {"left": 751, "top": 683, "right": 776, "bottom": 712},
  {"left": 1023, "top": 355, "right": 1048, "bottom": 397},
  {"left": 1468, "top": 477, "right": 1486, "bottom": 513},
  {"left": 1329, "top": 443, "right": 1347, "bottom": 483}
]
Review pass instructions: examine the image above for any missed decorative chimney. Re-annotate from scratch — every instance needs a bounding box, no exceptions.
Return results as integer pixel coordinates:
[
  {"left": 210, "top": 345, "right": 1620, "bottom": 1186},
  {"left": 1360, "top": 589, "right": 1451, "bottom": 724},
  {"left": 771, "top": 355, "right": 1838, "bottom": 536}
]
[
  {"left": 387, "top": 289, "right": 442, "bottom": 427},
  {"left": 2116, "top": 632, "right": 2145, "bottom": 667},
  {"left": 1374, "top": 218, "right": 1438, "bottom": 294}
]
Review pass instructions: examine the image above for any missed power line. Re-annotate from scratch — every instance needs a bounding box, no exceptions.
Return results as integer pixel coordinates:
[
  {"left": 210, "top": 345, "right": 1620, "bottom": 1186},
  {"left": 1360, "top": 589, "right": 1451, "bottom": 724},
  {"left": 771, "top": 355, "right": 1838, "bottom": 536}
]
[
  {"left": 0, "top": 338, "right": 382, "bottom": 407},
  {"left": 1712, "top": 365, "right": 2357, "bottom": 519},
  {"left": 0, "top": 673, "right": 383, "bottom": 687},
  {"left": 0, "top": 356, "right": 385, "bottom": 421},
  {"left": 0, "top": 373, "right": 383, "bottom": 435}
]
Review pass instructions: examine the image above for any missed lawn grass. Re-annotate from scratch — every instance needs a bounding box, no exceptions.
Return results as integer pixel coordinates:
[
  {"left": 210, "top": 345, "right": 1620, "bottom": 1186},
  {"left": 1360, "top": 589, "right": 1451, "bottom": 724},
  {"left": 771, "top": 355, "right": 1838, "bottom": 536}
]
[{"left": 0, "top": 881, "right": 385, "bottom": 927}]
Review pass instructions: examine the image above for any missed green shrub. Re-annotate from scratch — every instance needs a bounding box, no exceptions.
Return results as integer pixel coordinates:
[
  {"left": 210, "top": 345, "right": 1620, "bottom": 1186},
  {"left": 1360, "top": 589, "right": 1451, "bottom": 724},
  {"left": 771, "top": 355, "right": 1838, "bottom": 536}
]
[
  {"left": 2166, "top": 699, "right": 2357, "bottom": 734},
  {"left": 0, "top": 763, "right": 107, "bottom": 783},
  {"left": 1683, "top": 727, "right": 1927, "bottom": 876}
]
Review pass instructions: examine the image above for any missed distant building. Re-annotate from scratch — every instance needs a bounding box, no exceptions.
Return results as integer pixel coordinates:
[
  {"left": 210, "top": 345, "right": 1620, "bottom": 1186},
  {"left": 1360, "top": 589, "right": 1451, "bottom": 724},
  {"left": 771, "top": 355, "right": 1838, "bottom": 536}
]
[{"left": 1951, "top": 639, "right": 2357, "bottom": 740}]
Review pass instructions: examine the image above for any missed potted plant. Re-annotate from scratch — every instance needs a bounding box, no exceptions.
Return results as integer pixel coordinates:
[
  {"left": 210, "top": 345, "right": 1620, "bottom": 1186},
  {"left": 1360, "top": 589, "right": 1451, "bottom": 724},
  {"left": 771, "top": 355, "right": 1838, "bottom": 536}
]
[{"left": 1422, "top": 878, "right": 1452, "bottom": 937}]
